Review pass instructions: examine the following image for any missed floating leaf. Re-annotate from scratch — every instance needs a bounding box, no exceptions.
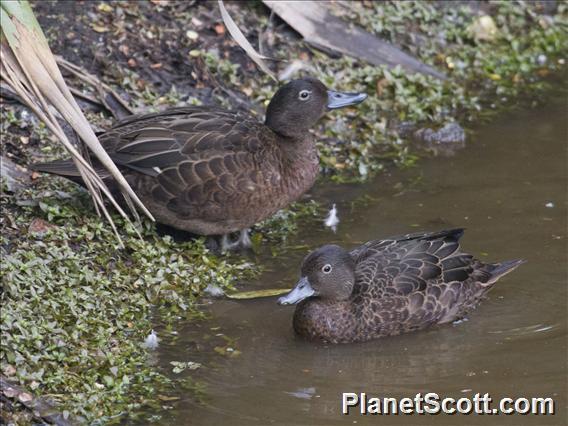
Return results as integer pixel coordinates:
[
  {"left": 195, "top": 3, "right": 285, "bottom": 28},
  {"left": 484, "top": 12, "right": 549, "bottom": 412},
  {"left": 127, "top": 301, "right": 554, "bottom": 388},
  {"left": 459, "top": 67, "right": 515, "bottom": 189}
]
[
  {"left": 170, "top": 361, "right": 201, "bottom": 374},
  {"left": 225, "top": 288, "right": 291, "bottom": 300}
]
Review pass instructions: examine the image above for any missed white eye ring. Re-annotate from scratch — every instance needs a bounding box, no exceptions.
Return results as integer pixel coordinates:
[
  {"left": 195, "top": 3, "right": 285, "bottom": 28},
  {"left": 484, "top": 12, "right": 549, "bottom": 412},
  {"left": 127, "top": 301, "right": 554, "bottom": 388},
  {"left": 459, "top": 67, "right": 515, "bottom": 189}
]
[
  {"left": 322, "top": 264, "right": 332, "bottom": 274},
  {"left": 299, "top": 90, "right": 311, "bottom": 100}
]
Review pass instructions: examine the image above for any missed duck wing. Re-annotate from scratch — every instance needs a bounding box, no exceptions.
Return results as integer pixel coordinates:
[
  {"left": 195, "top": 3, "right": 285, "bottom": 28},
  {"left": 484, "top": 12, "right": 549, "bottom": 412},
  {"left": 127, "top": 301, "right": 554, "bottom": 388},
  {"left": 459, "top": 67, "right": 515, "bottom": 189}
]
[
  {"left": 102, "top": 106, "right": 267, "bottom": 176},
  {"left": 346, "top": 229, "right": 524, "bottom": 338},
  {"left": 350, "top": 228, "right": 477, "bottom": 298}
]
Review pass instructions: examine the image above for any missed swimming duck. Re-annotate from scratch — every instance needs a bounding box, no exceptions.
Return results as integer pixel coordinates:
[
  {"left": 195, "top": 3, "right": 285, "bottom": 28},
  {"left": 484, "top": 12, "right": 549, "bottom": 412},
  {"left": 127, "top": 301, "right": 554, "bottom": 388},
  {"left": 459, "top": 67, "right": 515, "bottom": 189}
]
[
  {"left": 34, "top": 78, "right": 366, "bottom": 250},
  {"left": 278, "top": 229, "right": 524, "bottom": 344}
]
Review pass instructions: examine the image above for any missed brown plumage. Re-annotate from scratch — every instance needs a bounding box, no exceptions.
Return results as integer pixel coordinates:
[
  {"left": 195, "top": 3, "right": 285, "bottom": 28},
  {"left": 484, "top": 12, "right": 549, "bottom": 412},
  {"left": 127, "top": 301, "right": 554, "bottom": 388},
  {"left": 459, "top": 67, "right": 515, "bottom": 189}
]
[
  {"left": 33, "top": 78, "right": 366, "bottom": 246},
  {"left": 278, "top": 229, "right": 525, "bottom": 344}
]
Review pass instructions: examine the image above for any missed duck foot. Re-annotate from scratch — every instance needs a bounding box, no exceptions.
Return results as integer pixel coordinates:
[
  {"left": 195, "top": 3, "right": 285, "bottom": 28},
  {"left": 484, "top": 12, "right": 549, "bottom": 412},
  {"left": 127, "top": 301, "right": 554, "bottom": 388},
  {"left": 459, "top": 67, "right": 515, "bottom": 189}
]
[
  {"left": 237, "top": 229, "right": 252, "bottom": 249},
  {"left": 220, "top": 229, "right": 252, "bottom": 252}
]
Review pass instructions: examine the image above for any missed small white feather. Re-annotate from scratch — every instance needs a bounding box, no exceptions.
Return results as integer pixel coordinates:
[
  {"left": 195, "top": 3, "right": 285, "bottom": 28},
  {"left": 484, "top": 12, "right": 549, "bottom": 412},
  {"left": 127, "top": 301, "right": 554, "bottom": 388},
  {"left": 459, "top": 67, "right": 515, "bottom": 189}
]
[
  {"left": 144, "top": 330, "right": 159, "bottom": 350},
  {"left": 324, "top": 204, "right": 339, "bottom": 233}
]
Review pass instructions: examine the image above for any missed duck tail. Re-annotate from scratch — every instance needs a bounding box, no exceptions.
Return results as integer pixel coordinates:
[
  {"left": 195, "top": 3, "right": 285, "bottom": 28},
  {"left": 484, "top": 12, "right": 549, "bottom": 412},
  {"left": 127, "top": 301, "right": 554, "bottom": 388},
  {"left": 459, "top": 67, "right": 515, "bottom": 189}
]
[
  {"left": 32, "top": 159, "right": 110, "bottom": 185},
  {"left": 481, "top": 259, "right": 526, "bottom": 287},
  {"left": 32, "top": 159, "right": 81, "bottom": 177}
]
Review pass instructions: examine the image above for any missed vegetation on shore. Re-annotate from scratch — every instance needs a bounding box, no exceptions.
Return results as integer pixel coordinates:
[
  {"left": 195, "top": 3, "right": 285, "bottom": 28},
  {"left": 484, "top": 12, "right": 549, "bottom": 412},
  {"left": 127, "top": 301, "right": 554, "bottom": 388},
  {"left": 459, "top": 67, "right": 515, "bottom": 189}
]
[{"left": 1, "top": 1, "right": 566, "bottom": 422}]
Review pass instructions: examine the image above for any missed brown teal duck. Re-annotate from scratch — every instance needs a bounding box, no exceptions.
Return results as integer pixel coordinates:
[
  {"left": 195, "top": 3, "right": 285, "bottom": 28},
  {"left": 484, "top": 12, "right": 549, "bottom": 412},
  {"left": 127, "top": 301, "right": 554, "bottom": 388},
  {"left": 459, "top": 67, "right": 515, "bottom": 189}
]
[
  {"left": 278, "top": 229, "right": 524, "bottom": 344},
  {"left": 33, "top": 78, "right": 366, "bottom": 250}
]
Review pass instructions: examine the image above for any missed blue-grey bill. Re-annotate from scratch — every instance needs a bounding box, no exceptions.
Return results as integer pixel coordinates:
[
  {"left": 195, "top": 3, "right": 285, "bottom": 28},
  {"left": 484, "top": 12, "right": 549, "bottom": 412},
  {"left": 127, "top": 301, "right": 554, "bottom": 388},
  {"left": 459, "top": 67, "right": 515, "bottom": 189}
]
[
  {"left": 277, "top": 276, "right": 314, "bottom": 305},
  {"left": 327, "top": 90, "right": 367, "bottom": 109}
]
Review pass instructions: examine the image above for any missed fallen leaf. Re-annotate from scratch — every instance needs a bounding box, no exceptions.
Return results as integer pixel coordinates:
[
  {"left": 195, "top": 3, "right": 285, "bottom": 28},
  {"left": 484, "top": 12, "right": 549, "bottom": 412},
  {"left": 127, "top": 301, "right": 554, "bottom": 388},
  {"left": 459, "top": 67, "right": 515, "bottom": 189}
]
[
  {"left": 119, "top": 44, "right": 130, "bottom": 56},
  {"left": 128, "top": 58, "right": 137, "bottom": 68},
  {"left": 376, "top": 78, "right": 389, "bottom": 96},
  {"left": 150, "top": 63, "right": 163, "bottom": 69},
  {"left": 2, "top": 364, "right": 16, "bottom": 376},
  {"left": 18, "top": 392, "right": 33, "bottom": 403},
  {"left": 191, "top": 17, "right": 204, "bottom": 27},
  {"left": 537, "top": 68, "right": 550, "bottom": 77},
  {"left": 97, "top": 3, "right": 113, "bottom": 13},
  {"left": 4, "top": 388, "right": 17, "bottom": 398},
  {"left": 469, "top": 15, "right": 498, "bottom": 42},
  {"left": 29, "top": 218, "right": 56, "bottom": 235},
  {"left": 225, "top": 288, "right": 291, "bottom": 299},
  {"left": 91, "top": 24, "right": 110, "bottom": 33},
  {"left": 186, "top": 30, "right": 199, "bottom": 41},
  {"left": 214, "top": 23, "right": 226, "bottom": 35}
]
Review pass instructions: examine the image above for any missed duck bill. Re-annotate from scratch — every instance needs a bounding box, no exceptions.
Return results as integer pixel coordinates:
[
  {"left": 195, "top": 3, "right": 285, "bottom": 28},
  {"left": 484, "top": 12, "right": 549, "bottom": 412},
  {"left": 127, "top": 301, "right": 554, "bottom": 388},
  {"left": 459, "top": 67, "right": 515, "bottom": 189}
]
[
  {"left": 327, "top": 90, "right": 367, "bottom": 110},
  {"left": 277, "top": 277, "right": 314, "bottom": 305}
]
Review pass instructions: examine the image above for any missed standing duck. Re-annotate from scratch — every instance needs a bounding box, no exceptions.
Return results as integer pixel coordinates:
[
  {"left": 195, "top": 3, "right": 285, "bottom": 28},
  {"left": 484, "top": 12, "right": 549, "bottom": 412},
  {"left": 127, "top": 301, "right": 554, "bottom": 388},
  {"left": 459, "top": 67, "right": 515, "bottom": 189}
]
[
  {"left": 278, "top": 229, "right": 524, "bottom": 343},
  {"left": 34, "top": 78, "right": 366, "bottom": 250}
]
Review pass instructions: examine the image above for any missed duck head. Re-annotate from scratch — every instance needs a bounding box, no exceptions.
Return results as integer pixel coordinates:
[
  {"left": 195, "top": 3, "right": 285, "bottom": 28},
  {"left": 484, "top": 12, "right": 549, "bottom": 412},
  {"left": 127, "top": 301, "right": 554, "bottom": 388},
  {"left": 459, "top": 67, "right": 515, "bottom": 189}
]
[
  {"left": 265, "top": 77, "right": 367, "bottom": 138},
  {"left": 278, "top": 245, "right": 356, "bottom": 305}
]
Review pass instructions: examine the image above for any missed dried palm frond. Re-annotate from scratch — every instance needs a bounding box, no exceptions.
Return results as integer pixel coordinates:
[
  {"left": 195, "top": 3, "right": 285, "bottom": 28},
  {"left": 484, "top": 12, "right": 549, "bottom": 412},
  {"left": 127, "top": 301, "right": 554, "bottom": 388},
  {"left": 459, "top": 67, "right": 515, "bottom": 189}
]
[
  {"left": 0, "top": 0, "right": 154, "bottom": 245},
  {"left": 218, "top": 0, "right": 278, "bottom": 81}
]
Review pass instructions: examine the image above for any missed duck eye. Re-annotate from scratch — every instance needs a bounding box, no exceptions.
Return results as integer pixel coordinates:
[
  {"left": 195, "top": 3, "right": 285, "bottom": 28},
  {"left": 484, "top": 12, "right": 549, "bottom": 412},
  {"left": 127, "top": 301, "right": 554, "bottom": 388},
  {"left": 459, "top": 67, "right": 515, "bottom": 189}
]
[
  {"left": 322, "top": 264, "right": 332, "bottom": 274},
  {"left": 298, "top": 90, "right": 311, "bottom": 101}
]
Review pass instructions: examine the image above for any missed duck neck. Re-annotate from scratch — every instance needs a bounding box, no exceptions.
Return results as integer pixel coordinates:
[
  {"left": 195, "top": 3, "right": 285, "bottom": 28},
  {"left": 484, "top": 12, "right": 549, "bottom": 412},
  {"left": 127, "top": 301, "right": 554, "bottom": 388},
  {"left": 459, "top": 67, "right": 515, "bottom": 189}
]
[{"left": 278, "top": 133, "right": 319, "bottom": 193}]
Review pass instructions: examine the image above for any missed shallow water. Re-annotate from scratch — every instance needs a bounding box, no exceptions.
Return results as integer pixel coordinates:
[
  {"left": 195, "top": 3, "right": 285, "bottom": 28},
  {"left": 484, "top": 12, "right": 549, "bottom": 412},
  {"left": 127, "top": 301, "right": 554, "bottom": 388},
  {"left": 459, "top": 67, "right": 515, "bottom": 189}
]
[{"left": 148, "top": 91, "right": 567, "bottom": 425}]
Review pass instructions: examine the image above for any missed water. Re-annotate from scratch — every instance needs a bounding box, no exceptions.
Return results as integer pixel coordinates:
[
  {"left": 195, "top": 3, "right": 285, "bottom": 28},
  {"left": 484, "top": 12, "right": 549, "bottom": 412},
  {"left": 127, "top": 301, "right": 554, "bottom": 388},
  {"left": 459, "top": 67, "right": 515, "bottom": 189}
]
[{"left": 148, "top": 92, "right": 567, "bottom": 425}]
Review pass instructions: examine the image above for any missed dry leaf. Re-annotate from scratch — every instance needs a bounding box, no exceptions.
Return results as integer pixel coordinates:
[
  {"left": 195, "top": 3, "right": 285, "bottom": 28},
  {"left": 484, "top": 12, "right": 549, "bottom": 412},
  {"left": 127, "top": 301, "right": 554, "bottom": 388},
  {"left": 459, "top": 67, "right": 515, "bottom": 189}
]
[
  {"left": 29, "top": 218, "right": 56, "bottom": 235},
  {"left": 18, "top": 392, "right": 33, "bottom": 403},
  {"left": 97, "top": 3, "right": 113, "bottom": 13},
  {"left": 469, "top": 15, "right": 498, "bottom": 42},
  {"left": 186, "top": 30, "right": 199, "bottom": 41},
  {"left": 118, "top": 44, "right": 129, "bottom": 55},
  {"left": 226, "top": 288, "right": 290, "bottom": 299},
  {"left": 91, "top": 24, "right": 110, "bottom": 33},
  {"left": 192, "top": 17, "right": 204, "bottom": 27},
  {"left": 376, "top": 78, "right": 389, "bottom": 96},
  {"left": 213, "top": 23, "right": 225, "bottom": 35}
]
